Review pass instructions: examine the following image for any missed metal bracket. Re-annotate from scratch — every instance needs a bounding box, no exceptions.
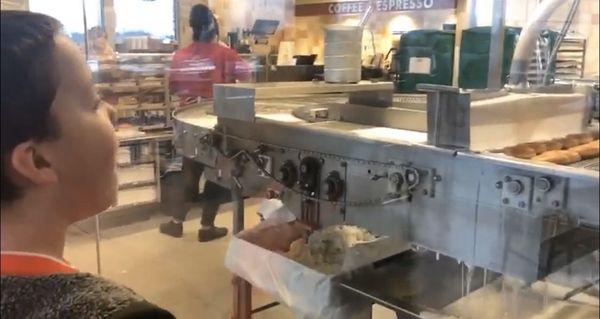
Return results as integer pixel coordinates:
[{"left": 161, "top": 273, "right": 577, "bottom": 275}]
[
  {"left": 257, "top": 154, "right": 273, "bottom": 178},
  {"left": 386, "top": 166, "right": 437, "bottom": 199},
  {"left": 423, "top": 168, "right": 439, "bottom": 198},
  {"left": 499, "top": 173, "right": 568, "bottom": 213},
  {"left": 532, "top": 176, "right": 567, "bottom": 211},
  {"left": 417, "top": 84, "right": 471, "bottom": 150},
  {"left": 214, "top": 82, "right": 393, "bottom": 122},
  {"left": 500, "top": 174, "right": 534, "bottom": 211}
]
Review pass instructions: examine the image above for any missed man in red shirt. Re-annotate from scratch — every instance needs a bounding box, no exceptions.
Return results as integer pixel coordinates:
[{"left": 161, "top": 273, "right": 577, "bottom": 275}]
[{"left": 160, "top": 4, "right": 250, "bottom": 241}]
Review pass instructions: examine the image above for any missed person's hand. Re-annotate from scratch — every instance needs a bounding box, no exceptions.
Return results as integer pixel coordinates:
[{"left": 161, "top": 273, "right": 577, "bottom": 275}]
[{"left": 238, "top": 221, "right": 309, "bottom": 253}]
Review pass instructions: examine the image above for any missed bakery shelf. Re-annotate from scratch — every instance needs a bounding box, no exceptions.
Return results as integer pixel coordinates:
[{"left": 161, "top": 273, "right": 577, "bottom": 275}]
[
  {"left": 118, "top": 180, "right": 156, "bottom": 190},
  {"left": 106, "top": 199, "right": 157, "bottom": 213},
  {"left": 110, "top": 85, "right": 139, "bottom": 93},
  {"left": 117, "top": 160, "right": 155, "bottom": 168},
  {"left": 115, "top": 104, "right": 169, "bottom": 112},
  {"left": 113, "top": 185, "right": 157, "bottom": 208}
]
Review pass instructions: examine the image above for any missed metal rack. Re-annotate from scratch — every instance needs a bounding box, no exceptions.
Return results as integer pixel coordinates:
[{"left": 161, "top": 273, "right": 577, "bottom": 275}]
[
  {"left": 555, "top": 36, "right": 586, "bottom": 79},
  {"left": 526, "top": 36, "right": 586, "bottom": 85}
]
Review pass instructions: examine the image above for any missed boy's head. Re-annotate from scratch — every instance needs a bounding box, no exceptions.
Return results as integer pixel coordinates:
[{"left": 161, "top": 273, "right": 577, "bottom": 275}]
[{"left": 1, "top": 11, "right": 118, "bottom": 222}]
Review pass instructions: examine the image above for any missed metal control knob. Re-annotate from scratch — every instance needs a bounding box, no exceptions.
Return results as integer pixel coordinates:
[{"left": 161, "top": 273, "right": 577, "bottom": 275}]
[
  {"left": 278, "top": 160, "right": 297, "bottom": 188},
  {"left": 299, "top": 157, "right": 321, "bottom": 194},
  {"left": 389, "top": 172, "right": 403, "bottom": 185},
  {"left": 389, "top": 172, "right": 404, "bottom": 191},
  {"left": 507, "top": 180, "right": 523, "bottom": 195},
  {"left": 535, "top": 177, "right": 552, "bottom": 192},
  {"left": 323, "top": 171, "right": 344, "bottom": 202},
  {"left": 404, "top": 168, "right": 420, "bottom": 188}
]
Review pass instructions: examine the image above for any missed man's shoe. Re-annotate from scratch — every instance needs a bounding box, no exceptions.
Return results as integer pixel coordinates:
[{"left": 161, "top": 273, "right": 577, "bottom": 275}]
[
  {"left": 198, "top": 226, "right": 228, "bottom": 242},
  {"left": 159, "top": 221, "right": 183, "bottom": 238}
]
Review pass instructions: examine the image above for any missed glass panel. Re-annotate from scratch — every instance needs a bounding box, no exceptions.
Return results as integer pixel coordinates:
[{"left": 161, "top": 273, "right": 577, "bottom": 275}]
[
  {"left": 113, "top": 0, "right": 176, "bottom": 53},
  {"left": 29, "top": 0, "right": 101, "bottom": 47},
  {"left": 17, "top": 1, "right": 594, "bottom": 318}
]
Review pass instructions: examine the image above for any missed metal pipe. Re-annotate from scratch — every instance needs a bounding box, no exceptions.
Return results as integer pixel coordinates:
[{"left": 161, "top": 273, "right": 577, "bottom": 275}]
[
  {"left": 231, "top": 175, "right": 244, "bottom": 234},
  {"left": 94, "top": 214, "right": 102, "bottom": 275},
  {"left": 542, "top": 0, "right": 581, "bottom": 85},
  {"left": 82, "top": 0, "right": 89, "bottom": 61},
  {"left": 487, "top": 0, "right": 506, "bottom": 89},
  {"left": 358, "top": 0, "right": 375, "bottom": 28},
  {"left": 154, "top": 141, "right": 161, "bottom": 202},
  {"left": 508, "top": 0, "right": 567, "bottom": 87},
  {"left": 466, "top": 0, "right": 478, "bottom": 28}
]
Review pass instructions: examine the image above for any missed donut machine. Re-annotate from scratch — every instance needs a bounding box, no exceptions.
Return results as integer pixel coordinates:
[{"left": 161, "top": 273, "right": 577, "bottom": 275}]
[{"left": 173, "top": 80, "right": 599, "bottom": 318}]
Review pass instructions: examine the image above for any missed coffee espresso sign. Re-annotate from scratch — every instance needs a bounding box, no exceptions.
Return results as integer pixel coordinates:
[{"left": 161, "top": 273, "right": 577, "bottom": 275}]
[{"left": 296, "top": 0, "right": 456, "bottom": 16}]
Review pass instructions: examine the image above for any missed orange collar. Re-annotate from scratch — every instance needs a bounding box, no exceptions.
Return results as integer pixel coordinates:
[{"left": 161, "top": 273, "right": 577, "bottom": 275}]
[{"left": 0, "top": 251, "right": 77, "bottom": 276}]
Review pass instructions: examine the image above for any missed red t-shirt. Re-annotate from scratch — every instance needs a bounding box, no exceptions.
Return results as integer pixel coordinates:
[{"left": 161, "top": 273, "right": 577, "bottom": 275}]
[
  {"left": 169, "top": 42, "right": 250, "bottom": 101},
  {"left": 1, "top": 251, "right": 77, "bottom": 276}
]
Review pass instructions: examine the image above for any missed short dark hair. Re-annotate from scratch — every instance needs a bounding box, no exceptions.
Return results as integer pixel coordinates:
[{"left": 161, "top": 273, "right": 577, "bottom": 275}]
[
  {"left": 189, "top": 4, "right": 219, "bottom": 42},
  {"left": 1, "top": 11, "right": 63, "bottom": 203}
]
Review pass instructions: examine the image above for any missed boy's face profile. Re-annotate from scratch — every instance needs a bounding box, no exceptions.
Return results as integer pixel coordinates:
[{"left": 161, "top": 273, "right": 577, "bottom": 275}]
[
  {"left": 52, "top": 35, "right": 118, "bottom": 220},
  {"left": 11, "top": 35, "right": 118, "bottom": 221}
]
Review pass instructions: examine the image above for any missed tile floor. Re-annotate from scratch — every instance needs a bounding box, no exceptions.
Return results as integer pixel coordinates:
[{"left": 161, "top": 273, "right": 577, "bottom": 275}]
[{"left": 64, "top": 199, "right": 295, "bottom": 319}]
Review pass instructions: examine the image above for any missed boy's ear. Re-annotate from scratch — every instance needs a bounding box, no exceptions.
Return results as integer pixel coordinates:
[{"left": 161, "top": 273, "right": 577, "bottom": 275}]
[{"left": 10, "top": 142, "right": 58, "bottom": 187}]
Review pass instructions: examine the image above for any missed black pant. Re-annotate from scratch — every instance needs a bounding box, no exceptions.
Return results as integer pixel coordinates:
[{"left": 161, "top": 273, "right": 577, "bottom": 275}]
[{"left": 162, "top": 157, "right": 231, "bottom": 226}]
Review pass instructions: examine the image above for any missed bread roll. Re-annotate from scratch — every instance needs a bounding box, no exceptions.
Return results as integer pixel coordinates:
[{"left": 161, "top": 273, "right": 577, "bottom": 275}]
[
  {"left": 569, "top": 140, "right": 600, "bottom": 159},
  {"left": 563, "top": 138, "right": 580, "bottom": 149},
  {"left": 566, "top": 133, "right": 594, "bottom": 145},
  {"left": 532, "top": 150, "right": 581, "bottom": 165},
  {"left": 563, "top": 150, "right": 582, "bottom": 163},
  {"left": 532, "top": 151, "right": 570, "bottom": 164},
  {"left": 545, "top": 140, "right": 563, "bottom": 151},
  {"left": 522, "top": 142, "right": 547, "bottom": 155},
  {"left": 504, "top": 145, "right": 536, "bottom": 159}
]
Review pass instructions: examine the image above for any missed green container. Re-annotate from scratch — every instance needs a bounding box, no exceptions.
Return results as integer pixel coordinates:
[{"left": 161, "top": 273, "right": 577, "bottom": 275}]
[
  {"left": 458, "top": 26, "right": 522, "bottom": 89},
  {"left": 393, "top": 30, "right": 455, "bottom": 93},
  {"left": 458, "top": 27, "right": 560, "bottom": 88}
]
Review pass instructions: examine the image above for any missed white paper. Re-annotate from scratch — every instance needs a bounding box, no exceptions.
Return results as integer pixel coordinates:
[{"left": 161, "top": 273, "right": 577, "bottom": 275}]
[
  {"left": 257, "top": 199, "right": 297, "bottom": 223},
  {"left": 372, "top": 304, "right": 398, "bottom": 319},
  {"left": 408, "top": 57, "right": 431, "bottom": 74}
]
